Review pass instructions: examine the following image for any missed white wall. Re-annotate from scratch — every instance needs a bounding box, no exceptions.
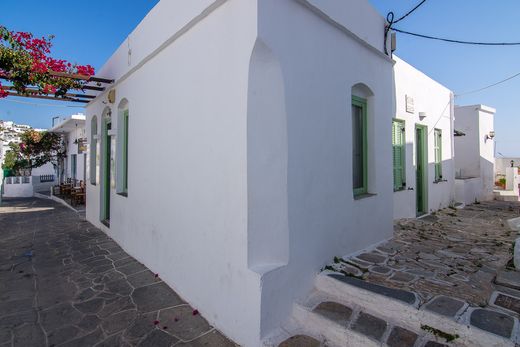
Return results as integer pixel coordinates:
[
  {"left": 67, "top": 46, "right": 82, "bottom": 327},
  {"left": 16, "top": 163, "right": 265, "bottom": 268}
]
[
  {"left": 254, "top": 0, "right": 394, "bottom": 338},
  {"left": 86, "top": 0, "right": 394, "bottom": 345},
  {"left": 63, "top": 130, "right": 86, "bottom": 183},
  {"left": 87, "top": 1, "right": 261, "bottom": 346},
  {"left": 3, "top": 177, "right": 33, "bottom": 197},
  {"left": 454, "top": 105, "right": 495, "bottom": 201},
  {"left": 393, "top": 56, "right": 455, "bottom": 219}
]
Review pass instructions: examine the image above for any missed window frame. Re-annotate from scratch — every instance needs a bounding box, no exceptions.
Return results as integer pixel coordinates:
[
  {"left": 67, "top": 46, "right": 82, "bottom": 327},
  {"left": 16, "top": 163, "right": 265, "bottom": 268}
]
[
  {"left": 434, "top": 128, "right": 443, "bottom": 182},
  {"left": 392, "top": 119, "right": 406, "bottom": 191},
  {"left": 352, "top": 95, "right": 368, "bottom": 197}
]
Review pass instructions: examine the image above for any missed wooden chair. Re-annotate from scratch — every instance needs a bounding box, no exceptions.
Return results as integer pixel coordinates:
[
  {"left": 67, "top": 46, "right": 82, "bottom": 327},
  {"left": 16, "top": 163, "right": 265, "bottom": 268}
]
[{"left": 71, "top": 181, "right": 86, "bottom": 206}]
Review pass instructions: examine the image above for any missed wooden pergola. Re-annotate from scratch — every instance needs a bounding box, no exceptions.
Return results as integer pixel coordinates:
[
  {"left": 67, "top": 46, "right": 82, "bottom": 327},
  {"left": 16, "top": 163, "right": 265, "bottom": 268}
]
[{"left": 0, "top": 71, "right": 114, "bottom": 104}]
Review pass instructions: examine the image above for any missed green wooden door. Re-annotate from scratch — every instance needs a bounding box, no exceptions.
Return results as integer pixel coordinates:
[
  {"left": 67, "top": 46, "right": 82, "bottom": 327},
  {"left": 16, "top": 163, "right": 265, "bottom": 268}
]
[
  {"left": 102, "top": 118, "right": 112, "bottom": 224},
  {"left": 415, "top": 125, "right": 427, "bottom": 215}
]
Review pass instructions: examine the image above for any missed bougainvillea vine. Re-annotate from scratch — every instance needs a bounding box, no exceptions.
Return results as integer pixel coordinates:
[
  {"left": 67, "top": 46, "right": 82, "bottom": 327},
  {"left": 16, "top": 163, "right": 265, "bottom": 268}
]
[{"left": 0, "top": 26, "right": 95, "bottom": 99}]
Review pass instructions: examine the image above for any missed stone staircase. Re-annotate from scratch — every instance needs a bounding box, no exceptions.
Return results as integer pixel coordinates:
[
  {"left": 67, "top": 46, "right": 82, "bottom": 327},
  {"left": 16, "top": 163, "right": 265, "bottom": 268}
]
[{"left": 275, "top": 273, "right": 519, "bottom": 347}]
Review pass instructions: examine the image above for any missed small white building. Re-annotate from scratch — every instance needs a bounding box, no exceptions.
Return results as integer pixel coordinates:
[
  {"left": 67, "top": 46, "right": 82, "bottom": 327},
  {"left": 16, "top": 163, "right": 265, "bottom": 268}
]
[
  {"left": 84, "top": 1, "right": 396, "bottom": 345},
  {"left": 496, "top": 157, "right": 520, "bottom": 177},
  {"left": 392, "top": 56, "right": 455, "bottom": 219},
  {"left": 49, "top": 114, "right": 87, "bottom": 184},
  {"left": 454, "top": 104, "right": 496, "bottom": 204}
]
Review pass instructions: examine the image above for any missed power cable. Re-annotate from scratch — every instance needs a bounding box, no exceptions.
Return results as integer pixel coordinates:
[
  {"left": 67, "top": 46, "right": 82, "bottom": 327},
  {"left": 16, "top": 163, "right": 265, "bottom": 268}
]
[
  {"left": 455, "top": 71, "right": 520, "bottom": 96},
  {"left": 393, "top": 0, "right": 427, "bottom": 24},
  {"left": 393, "top": 28, "right": 520, "bottom": 46},
  {"left": 385, "top": 0, "right": 428, "bottom": 54}
]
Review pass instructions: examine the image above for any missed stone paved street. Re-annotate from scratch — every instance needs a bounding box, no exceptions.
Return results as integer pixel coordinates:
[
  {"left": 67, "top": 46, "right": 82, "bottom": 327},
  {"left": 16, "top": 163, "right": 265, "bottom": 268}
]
[
  {"left": 0, "top": 198, "right": 237, "bottom": 347},
  {"left": 329, "top": 201, "right": 520, "bottom": 306}
]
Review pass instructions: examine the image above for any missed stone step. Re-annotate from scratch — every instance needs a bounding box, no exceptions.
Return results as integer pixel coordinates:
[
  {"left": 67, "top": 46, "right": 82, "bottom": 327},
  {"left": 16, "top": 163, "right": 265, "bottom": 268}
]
[
  {"left": 494, "top": 192, "right": 520, "bottom": 202},
  {"left": 303, "top": 273, "right": 518, "bottom": 347}
]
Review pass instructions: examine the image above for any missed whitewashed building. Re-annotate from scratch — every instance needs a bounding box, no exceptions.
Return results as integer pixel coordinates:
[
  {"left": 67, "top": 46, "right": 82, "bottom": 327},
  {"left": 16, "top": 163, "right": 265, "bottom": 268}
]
[
  {"left": 392, "top": 56, "right": 455, "bottom": 219},
  {"left": 49, "top": 114, "right": 87, "bottom": 184},
  {"left": 454, "top": 105, "right": 496, "bottom": 204},
  {"left": 85, "top": 1, "right": 396, "bottom": 345}
]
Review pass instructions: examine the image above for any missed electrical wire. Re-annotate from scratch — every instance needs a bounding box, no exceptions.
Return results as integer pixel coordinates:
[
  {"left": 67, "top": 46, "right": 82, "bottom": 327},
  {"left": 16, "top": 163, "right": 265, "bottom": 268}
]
[
  {"left": 455, "top": 71, "right": 520, "bottom": 97},
  {"left": 0, "top": 98, "right": 85, "bottom": 108},
  {"left": 393, "top": 28, "right": 520, "bottom": 46},
  {"left": 385, "top": 0, "right": 428, "bottom": 54},
  {"left": 393, "top": 0, "right": 427, "bottom": 24}
]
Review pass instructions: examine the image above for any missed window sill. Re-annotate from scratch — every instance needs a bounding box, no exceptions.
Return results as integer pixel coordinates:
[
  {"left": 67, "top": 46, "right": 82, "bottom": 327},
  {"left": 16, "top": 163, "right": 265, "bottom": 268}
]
[
  {"left": 354, "top": 193, "right": 377, "bottom": 200},
  {"left": 394, "top": 187, "right": 407, "bottom": 192},
  {"left": 433, "top": 179, "right": 448, "bottom": 184},
  {"left": 117, "top": 192, "right": 128, "bottom": 197}
]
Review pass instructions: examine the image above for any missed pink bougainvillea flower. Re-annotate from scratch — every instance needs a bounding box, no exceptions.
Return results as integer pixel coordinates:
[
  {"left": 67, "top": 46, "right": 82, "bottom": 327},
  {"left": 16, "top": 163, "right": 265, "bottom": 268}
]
[
  {"left": 154, "top": 273, "right": 159, "bottom": 278},
  {"left": 192, "top": 309, "right": 199, "bottom": 316},
  {"left": 153, "top": 320, "right": 160, "bottom": 325}
]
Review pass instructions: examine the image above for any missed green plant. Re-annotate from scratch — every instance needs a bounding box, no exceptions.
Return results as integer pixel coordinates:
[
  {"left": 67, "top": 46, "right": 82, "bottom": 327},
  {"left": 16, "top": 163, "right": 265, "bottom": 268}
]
[{"left": 421, "top": 325, "right": 459, "bottom": 342}]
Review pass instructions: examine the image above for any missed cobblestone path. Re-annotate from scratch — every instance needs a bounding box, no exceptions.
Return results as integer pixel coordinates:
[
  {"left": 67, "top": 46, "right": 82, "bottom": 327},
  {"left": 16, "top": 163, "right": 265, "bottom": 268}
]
[{"left": 0, "top": 198, "right": 237, "bottom": 347}]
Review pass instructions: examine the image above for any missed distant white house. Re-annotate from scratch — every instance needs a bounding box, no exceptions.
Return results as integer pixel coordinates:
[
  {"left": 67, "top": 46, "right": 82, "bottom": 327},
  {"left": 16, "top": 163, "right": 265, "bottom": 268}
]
[
  {"left": 0, "top": 120, "right": 56, "bottom": 198},
  {"left": 84, "top": 1, "right": 396, "bottom": 345},
  {"left": 392, "top": 56, "right": 455, "bottom": 219},
  {"left": 49, "top": 113, "right": 87, "bottom": 184},
  {"left": 454, "top": 105, "right": 496, "bottom": 204}
]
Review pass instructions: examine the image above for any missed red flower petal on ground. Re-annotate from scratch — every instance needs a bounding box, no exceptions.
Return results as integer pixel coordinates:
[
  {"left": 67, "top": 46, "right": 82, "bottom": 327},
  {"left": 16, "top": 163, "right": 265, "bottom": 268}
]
[
  {"left": 154, "top": 273, "right": 159, "bottom": 278},
  {"left": 192, "top": 309, "right": 199, "bottom": 316},
  {"left": 174, "top": 317, "right": 179, "bottom": 322},
  {"left": 163, "top": 326, "right": 168, "bottom": 330},
  {"left": 153, "top": 320, "right": 160, "bottom": 325}
]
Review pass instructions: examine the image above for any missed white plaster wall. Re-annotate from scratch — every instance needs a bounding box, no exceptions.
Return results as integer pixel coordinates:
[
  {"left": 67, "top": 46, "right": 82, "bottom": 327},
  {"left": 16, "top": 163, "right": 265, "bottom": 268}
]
[
  {"left": 3, "top": 178, "right": 33, "bottom": 197},
  {"left": 393, "top": 57, "right": 455, "bottom": 219},
  {"left": 31, "top": 162, "right": 55, "bottom": 176},
  {"left": 86, "top": 1, "right": 262, "bottom": 346},
  {"left": 478, "top": 108, "right": 495, "bottom": 200},
  {"left": 454, "top": 105, "right": 495, "bottom": 202},
  {"left": 454, "top": 177, "right": 481, "bottom": 205},
  {"left": 63, "top": 131, "right": 86, "bottom": 183},
  {"left": 86, "top": 0, "right": 395, "bottom": 345},
  {"left": 255, "top": 0, "right": 394, "bottom": 338}
]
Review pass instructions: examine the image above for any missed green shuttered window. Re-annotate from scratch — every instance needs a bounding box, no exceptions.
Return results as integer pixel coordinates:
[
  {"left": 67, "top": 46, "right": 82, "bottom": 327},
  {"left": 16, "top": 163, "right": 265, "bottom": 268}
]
[
  {"left": 352, "top": 96, "right": 367, "bottom": 196},
  {"left": 434, "top": 128, "right": 442, "bottom": 181},
  {"left": 122, "top": 109, "right": 129, "bottom": 193},
  {"left": 392, "top": 119, "right": 405, "bottom": 191}
]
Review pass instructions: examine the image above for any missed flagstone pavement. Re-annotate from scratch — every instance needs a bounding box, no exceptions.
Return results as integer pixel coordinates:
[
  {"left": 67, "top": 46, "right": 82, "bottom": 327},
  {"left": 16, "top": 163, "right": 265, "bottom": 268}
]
[{"left": 0, "top": 197, "right": 237, "bottom": 347}]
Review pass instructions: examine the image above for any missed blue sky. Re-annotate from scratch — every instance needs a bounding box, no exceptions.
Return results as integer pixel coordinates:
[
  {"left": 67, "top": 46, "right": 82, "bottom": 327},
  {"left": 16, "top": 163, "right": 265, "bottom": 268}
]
[{"left": 1, "top": 0, "right": 519, "bottom": 156}]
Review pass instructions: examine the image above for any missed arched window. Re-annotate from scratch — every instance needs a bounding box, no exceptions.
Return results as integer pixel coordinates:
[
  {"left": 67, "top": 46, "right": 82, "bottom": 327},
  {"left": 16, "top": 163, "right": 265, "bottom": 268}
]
[
  {"left": 116, "top": 99, "right": 129, "bottom": 195},
  {"left": 90, "top": 116, "right": 98, "bottom": 185},
  {"left": 351, "top": 83, "right": 373, "bottom": 197}
]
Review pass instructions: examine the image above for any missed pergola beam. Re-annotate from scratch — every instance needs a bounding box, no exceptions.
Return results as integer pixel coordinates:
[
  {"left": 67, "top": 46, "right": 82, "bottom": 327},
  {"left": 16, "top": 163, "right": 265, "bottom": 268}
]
[
  {"left": 1, "top": 86, "right": 95, "bottom": 100},
  {"left": 0, "top": 71, "right": 112, "bottom": 103},
  {"left": 6, "top": 92, "right": 89, "bottom": 104},
  {"left": 48, "top": 71, "right": 114, "bottom": 84}
]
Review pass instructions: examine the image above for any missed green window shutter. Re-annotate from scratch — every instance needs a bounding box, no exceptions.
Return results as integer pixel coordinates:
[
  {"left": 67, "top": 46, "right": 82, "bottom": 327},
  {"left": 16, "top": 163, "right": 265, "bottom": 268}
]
[
  {"left": 434, "top": 129, "right": 442, "bottom": 181},
  {"left": 352, "top": 96, "right": 368, "bottom": 196},
  {"left": 392, "top": 120, "right": 405, "bottom": 191}
]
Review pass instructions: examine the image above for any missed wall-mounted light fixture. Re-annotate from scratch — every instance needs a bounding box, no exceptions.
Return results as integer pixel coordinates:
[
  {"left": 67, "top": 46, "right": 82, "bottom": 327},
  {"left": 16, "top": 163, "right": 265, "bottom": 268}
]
[
  {"left": 485, "top": 130, "right": 495, "bottom": 141},
  {"left": 419, "top": 112, "right": 427, "bottom": 120}
]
